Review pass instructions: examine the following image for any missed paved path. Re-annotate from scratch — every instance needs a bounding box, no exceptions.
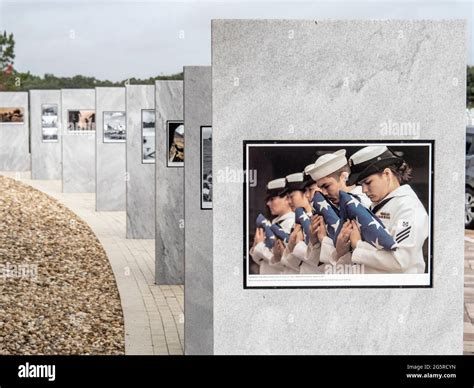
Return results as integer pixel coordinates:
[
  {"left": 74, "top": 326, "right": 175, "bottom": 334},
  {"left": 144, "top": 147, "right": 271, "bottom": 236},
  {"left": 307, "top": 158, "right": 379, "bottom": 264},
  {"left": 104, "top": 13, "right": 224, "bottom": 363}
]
[
  {"left": 464, "top": 231, "right": 474, "bottom": 354},
  {"left": 1, "top": 172, "right": 184, "bottom": 355},
  {"left": 5, "top": 171, "right": 474, "bottom": 355}
]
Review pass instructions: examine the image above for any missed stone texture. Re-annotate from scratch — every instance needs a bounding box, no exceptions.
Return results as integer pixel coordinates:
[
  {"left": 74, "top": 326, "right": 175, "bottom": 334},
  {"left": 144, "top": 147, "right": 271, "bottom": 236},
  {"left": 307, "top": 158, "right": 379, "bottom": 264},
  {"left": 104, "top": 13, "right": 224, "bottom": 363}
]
[
  {"left": 30, "top": 90, "right": 62, "bottom": 180},
  {"left": 212, "top": 20, "right": 466, "bottom": 354},
  {"left": 155, "top": 80, "right": 184, "bottom": 284},
  {"left": 61, "top": 89, "right": 96, "bottom": 193},
  {"left": 183, "top": 67, "right": 213, "bottom": 354},
  {"left": 96, "top": 87, "right": 126, "bottom": 211},
  {"left": 125, "top": 85, "right": 155, "bottom": 239},
  {"left": 0, "top": 92, "right": 30, "bottom": 171}
]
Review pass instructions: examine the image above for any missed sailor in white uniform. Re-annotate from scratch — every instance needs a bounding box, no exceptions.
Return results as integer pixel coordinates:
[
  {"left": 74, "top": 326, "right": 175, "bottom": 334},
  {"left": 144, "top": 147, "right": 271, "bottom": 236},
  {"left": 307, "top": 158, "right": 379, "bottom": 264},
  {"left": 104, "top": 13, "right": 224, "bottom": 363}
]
[
  {"left": 346, "top": 146, "right": 429, "bottom": 274},
  {"left": 304, "top": 149, "right": 372, "bottom": 271},
  {"left": 250, "top": 178, "right": 295, "bottom": 274},
  {"left": 274, "top": 170, "right": 316, "bottom": 274}
]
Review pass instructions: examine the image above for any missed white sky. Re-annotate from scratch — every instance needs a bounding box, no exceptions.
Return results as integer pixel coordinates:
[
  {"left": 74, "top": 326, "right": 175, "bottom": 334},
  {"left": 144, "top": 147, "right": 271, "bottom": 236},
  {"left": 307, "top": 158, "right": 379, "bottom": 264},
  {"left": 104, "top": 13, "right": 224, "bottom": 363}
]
[{"left": 0, "top": 0, "right": 472, "bottom": 81}]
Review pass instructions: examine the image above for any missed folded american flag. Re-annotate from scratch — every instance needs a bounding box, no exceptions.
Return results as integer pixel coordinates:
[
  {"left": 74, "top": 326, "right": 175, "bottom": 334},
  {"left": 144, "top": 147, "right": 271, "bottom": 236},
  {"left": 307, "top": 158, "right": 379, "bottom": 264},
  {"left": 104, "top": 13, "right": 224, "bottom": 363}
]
[
  {"left": 295, "top": 208, "right": 311, "bottom": 245},
  {"left": 311, "top": 192, "right": 341, "bottom": 243},
  {"left": 270, "top": 223, "right": 290, "bottom": 244},
  {"left": 338, "top": 191, "right": 397, "bottom": 250},
  {"left": 256, "top": 213, "right": 276, "bottom": 249}
]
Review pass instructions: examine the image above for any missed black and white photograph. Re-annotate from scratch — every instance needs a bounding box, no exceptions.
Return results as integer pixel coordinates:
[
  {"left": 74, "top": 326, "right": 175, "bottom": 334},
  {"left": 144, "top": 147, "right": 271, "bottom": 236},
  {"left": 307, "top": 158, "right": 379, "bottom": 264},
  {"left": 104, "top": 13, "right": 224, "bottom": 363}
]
[
  {"left": 0, "top": 107, "right": 24, "bottom": 123},
  {"left": 166, "top": 121, "right": 184, "bottom": 167},
  {"left": 41, "top": 104, "right": 58, "bottom": 142},
  {"left": 67, "top": 110, "right": 95, "bottom": 132},
  {"left": 103, "top": 111, "right": 126, "bottom": 143},
  {"left": 244, "top": 141, "right": 433, "bottom": 289},
  {"left": 142, "top": 109, "right": 155, "bottom": 164},
  {"left": 200, "top": 126, "right": 212, "bottom": 209}
]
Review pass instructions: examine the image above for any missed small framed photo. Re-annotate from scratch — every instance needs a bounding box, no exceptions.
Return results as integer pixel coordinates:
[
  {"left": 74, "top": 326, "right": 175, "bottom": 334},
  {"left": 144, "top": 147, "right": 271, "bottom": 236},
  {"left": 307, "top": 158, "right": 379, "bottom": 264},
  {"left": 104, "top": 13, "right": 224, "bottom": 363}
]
[
  {"left": 141, "top": 109, "right": 155, "bottom": 164},
  {"left": 41, "top": 104, "right": 59, "bottom": 142},
  {"left": 166, "top": 120, "right": 184, "bottom": 168},
  {"left": 103, "top": 111, "right": 126, "bottom": 143},
  {"left": 67, "top": 110, "right": 95, "bottom": 132},
  {"left": 200, "top": 126, "right": 212, "bottom": 210},
  {"left": 0, "top": 107, "right": 24, "bottom": 124}
]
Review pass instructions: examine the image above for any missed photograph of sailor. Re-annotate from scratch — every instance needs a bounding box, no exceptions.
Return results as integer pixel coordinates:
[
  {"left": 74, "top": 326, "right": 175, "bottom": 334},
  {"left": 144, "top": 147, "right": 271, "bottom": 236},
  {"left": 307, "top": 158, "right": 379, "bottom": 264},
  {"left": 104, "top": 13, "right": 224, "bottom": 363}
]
[
  {"left": 306, "top": 149, "right": 372, "bottom": 267},
  {"left": 346, "top": 146, "right": 429, "bottom": 274},
  {"left": 168, "top": 122, "right": 184, "bottom": 165},
  {"left": 249, "top": 178, "right": 294, "bottom": 275},
  {"left": 273, "top": 168, "right": 323, "bottom": 274}
]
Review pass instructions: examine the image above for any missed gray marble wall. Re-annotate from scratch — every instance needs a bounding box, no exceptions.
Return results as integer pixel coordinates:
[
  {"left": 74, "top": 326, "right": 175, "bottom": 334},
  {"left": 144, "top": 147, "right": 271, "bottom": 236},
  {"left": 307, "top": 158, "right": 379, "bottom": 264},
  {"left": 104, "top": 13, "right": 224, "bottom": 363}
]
[
  {"left": 184, "top": 67, "right": 213, "bottom": 355},
  {"left": 155, "top": 80, "right": 184, "bottom": 284},
  {"left": 0, "top": 92, "right": 30, "bottom": 171},
  {"left": 30, "top": 90, "right": 62, "bottom": 180},
  {"left": 126, "top": 85, "right": 155, "bottom": 239},
  {"left": 212, "top": 20, "right": 465, "bottom": 354},
  {"left": 61, "top": 89, "right": 96, "bottom": 193},
  {"left": 96, "top": 87, "right": 126, "bottom": 211}
]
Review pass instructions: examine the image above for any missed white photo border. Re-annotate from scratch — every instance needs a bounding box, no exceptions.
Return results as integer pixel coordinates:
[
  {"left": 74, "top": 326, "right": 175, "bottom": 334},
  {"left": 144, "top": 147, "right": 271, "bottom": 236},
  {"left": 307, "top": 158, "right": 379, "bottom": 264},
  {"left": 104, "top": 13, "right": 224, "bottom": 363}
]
[{"left": 243, "top": 140, "right": 434, "bottom": 289}]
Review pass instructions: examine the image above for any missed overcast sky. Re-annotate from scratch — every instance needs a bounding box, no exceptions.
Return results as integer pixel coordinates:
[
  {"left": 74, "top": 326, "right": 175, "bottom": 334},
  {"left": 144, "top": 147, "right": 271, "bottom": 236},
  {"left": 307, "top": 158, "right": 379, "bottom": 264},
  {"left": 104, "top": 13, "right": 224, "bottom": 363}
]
[{"left": 0, "top": 0, "right": 472, "bottom": 81}]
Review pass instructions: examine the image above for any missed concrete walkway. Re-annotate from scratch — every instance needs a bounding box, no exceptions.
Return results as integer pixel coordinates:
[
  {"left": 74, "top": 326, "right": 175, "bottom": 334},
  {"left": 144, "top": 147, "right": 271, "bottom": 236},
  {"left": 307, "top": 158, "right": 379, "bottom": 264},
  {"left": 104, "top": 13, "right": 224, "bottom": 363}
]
[
  {"left": 5, "top": 171, "right": 474, "bottom": 355},
  {"left": 464, "top": 231, "right": 474, "bottom": 354},
  {"left": 1, "top": 172, "right": 184, "bottom": 355}
]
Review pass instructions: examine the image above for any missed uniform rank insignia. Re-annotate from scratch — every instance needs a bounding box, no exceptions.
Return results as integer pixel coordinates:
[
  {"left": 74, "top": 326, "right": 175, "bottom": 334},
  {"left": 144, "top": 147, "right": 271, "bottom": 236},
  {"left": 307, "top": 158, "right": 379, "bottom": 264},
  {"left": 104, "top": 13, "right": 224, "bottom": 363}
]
[{"left": 395, "top": 219, "right": 412, "bottom": 244}]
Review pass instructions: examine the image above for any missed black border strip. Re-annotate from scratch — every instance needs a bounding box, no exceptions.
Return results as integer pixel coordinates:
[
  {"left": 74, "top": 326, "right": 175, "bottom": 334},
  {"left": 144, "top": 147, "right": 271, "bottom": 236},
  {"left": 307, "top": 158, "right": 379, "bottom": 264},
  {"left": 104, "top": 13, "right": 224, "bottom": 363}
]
[{"left": 243, "top": 139, "right": 435, "bottom": 290}]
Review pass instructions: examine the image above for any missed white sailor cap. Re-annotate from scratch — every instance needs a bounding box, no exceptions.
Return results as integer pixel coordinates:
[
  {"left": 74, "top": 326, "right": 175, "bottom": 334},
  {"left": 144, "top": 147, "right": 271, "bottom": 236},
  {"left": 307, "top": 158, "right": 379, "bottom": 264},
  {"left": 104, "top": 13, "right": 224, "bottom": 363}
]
[
  {"left": 266, "top": 178, "right": 288, "bottom": 200},
  {"left": 303, "top": 164, "right": 317, "bottom": 188},
  {"left": 347, "top": 146, "right": 403, "bottom": 186},
  {"left": 285, "top": 172, "right": 306, "bottom": 192},
  {"left": 306, "top": 149, "right": 348, "bottom": 182},
  {"left": 175, "top": 124, "right": 184, "bottom": 136}
]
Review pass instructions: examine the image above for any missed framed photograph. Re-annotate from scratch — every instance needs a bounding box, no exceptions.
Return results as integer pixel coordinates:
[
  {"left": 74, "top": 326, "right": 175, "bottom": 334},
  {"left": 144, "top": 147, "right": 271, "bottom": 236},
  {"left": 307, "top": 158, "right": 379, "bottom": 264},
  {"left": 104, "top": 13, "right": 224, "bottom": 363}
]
[
  {"left": 166, "top": 120, "right": 184, "bottom": 167},
  {"left": 200, "top": 126, "right": 212, "bottom": 210},
  {"left": 141, "top": 109, "right": 155, "bottom": 164},
  {"left": 67, "top": 110, "right": 95, "bottom": 132},
  {"left": 0, "top": 107, "right": 24, "bottom": 124},
  {"left": 244, "top": 140, "right": 434, "bottom": 289},
  {"left": 41, "top": 104, "right": 58, "bottom": 142},
  {"left": 103, "top": 111, "right": 126, "bottom": 143}
]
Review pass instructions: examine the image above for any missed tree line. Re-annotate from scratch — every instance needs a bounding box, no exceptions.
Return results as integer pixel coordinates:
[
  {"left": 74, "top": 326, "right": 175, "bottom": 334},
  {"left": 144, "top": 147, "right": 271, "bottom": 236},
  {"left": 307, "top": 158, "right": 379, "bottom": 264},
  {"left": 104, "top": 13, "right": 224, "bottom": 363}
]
[{"left": 1, "top": 30, "right": 473, "bottom": 107}]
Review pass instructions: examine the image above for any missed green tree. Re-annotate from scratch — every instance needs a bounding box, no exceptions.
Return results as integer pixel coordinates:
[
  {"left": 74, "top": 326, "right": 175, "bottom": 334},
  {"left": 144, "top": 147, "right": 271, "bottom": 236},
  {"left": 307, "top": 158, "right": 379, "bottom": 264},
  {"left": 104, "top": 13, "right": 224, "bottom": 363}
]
[{"left": 0, "top": 31, "right": 15, "bottom": 90}]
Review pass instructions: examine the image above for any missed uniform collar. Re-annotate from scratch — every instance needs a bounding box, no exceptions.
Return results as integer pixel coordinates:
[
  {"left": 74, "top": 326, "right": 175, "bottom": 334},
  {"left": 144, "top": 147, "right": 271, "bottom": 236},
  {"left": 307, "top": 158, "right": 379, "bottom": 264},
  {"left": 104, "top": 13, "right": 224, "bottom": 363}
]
[
  {"left": 349, "top": 185, "right": 363, "bottom": 195},
  {"left": 273, "top": 211, "right": 294, "bottom": 225},
  {"left": 381, "top": 184, "right": 415, "bottom": 201}
]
